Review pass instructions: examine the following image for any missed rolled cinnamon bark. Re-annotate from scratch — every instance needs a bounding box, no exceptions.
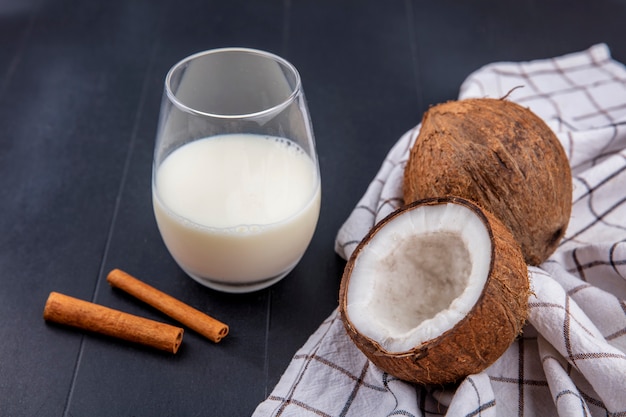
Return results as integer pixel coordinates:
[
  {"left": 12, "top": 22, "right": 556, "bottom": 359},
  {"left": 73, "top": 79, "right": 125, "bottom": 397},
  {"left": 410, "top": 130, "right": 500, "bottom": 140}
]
[
  {"left": 43, "top": 292, "right": 183, "bottom": 354},
  {"left": 107, "top": 269, "right": 229, "bottom": 343}
]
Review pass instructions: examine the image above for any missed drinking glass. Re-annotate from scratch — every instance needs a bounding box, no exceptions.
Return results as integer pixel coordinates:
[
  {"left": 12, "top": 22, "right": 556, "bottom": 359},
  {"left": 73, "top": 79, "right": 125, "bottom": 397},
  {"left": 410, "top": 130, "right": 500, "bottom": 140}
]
[{"left": 152, "top": 48, "right": 321, "bottom": 293}]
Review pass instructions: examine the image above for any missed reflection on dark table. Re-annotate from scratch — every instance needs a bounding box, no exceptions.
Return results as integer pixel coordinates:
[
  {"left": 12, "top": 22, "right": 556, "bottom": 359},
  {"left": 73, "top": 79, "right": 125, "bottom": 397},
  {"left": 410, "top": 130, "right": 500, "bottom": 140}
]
[{"left": 1, "top": 1, "right": 624, "bottom": 415}]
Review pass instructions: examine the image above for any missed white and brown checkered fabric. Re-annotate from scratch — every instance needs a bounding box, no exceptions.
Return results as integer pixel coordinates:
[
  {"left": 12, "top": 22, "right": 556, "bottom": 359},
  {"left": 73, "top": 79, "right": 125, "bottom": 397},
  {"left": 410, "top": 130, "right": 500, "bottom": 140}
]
[{"left": 253, "top": 44, "right": 626, "bottom": 417}]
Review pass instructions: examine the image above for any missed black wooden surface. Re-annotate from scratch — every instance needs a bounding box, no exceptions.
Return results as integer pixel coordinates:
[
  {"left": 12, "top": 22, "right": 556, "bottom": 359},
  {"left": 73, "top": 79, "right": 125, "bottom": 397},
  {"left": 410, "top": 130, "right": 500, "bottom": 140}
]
[{"left": 1, "top": 1, "right": 624, "bottom": 415}]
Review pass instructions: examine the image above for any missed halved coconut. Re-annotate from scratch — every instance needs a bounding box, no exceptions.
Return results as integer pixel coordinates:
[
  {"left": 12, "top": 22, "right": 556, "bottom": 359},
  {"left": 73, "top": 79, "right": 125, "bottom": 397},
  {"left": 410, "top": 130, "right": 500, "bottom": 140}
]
[{"left": 339, "top": 197, "right": 529, "bottom": 385}]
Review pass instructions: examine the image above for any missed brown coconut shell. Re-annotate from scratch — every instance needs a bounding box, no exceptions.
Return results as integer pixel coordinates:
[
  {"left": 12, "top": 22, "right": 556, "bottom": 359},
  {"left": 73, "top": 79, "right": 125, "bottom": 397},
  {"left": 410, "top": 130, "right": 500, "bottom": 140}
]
[
  {"left": 403, "top": 98, "right": 572, "bottom": 265},
  {"left": 339, "top": 197, "right": 529, "bottom": 385}
]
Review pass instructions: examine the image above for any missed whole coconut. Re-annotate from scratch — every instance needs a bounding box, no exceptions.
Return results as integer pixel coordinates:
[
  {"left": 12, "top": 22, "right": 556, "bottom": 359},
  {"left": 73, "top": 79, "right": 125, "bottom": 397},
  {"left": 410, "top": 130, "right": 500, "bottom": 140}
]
[
  {"left": 339, "top": 197, "right": 529, "bottom": 385},
  {"left": 403, "top": 98, "right": 572, "bottom": 265}
]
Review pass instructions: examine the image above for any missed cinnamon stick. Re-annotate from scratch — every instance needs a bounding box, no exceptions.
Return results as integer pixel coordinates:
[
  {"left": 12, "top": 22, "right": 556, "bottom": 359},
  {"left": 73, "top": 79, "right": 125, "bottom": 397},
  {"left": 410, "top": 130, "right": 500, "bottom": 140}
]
[
  {"left": 43, "top": 292, "right": 183, "bottom": 353},
  {"left": 107, "top": 269, "right": 229, "bottom": 343}
]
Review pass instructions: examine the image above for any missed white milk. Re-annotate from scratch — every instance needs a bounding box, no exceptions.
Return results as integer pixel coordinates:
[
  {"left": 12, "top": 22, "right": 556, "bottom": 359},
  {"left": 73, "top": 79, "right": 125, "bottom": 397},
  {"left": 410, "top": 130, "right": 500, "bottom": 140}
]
[{"left": 153, "top": 133, "right": 320, "bottom": 291}]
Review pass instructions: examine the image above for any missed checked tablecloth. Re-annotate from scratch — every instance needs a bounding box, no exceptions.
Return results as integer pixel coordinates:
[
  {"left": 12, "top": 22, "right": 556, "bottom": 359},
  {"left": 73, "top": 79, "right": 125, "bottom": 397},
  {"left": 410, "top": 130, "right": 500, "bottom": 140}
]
[{"left": 253, "top": 44, "right": 626, "bottom": 417}]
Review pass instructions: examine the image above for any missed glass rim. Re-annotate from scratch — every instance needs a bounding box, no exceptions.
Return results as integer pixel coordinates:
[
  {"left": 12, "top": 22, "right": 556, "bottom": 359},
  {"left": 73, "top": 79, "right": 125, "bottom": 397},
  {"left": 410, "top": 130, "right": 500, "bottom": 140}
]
[{"left": 164, "top": 47, "right": 303, "bottom": 119}]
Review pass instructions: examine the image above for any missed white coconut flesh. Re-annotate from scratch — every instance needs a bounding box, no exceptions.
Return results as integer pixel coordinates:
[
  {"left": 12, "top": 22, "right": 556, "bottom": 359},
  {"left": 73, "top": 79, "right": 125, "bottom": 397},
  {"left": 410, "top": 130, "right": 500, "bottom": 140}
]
[{"left": 345, "top": 202, "right": 492, "bottom": 353}]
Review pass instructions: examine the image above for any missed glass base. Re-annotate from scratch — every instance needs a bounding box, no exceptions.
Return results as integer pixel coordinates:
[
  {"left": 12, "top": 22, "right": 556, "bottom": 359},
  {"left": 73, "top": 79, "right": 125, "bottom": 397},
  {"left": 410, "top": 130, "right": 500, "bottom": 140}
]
[{"left": 184, "top": 269, "right": 291, "bottom": 293}]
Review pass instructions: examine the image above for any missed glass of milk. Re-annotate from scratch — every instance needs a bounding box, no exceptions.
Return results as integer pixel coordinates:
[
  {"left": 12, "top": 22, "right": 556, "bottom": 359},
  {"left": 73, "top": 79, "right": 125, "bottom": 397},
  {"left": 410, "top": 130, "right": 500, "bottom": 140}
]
[{"left": 152, "top": 48, "right": 321, "bottom": 293}]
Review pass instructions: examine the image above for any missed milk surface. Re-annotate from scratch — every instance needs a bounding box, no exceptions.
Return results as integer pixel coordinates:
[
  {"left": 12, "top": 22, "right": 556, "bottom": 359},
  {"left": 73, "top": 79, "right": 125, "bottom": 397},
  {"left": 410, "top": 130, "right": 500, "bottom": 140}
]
[{"left": 153, "top": 133, "right": 320, "bottom": 290}]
